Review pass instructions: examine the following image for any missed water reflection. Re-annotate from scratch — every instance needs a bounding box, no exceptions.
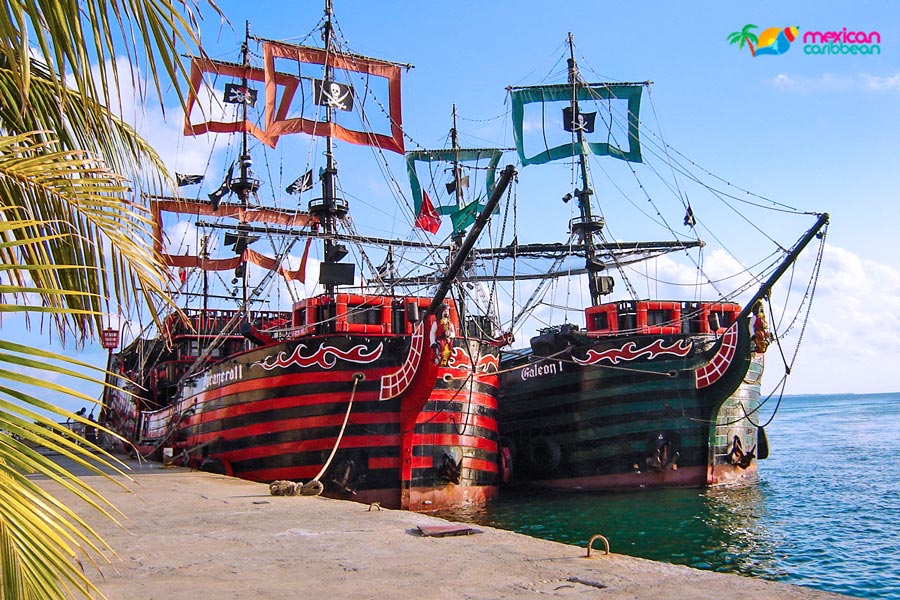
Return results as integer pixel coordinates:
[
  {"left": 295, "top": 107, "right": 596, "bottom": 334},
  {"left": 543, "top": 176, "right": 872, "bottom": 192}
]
[
  {"left": 435, "top": 395, "right": 900, "bottom": 599},
  {"left": 436, "top": 484, "right": 783, "bottom": 579}
]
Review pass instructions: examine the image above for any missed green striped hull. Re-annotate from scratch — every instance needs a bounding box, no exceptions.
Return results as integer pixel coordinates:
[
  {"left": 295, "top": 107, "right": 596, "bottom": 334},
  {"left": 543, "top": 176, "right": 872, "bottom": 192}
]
[{"left": 498, "top": 329, "right": 764, "bottom": 490}]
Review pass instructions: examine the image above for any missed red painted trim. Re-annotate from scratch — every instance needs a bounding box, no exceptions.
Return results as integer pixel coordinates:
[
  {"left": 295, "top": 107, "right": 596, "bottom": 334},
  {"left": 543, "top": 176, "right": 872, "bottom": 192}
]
[
  {"left": 415, "top": 412, "right": 498, "bottom": 432},
  {"left": 463, "top": 457, "right": 500, "bottom": 474},
  {"left": 188, "top": 394, "right": 394, "bottom": 426},
  {"left": 411, "top": 433, "right": 498, "bottom": 453},
  {"left": 192, "top": 368, "right": 386, "bottom": 402},
  {"left": 368, "top": 456, "right": 400, "bottom": 470}
]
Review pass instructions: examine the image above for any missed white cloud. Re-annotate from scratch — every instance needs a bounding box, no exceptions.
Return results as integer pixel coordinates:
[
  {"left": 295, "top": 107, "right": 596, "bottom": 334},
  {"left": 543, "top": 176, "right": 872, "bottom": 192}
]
[
  {"left": 501, "top": 241, "right": 900, "bottom": 395},
  {"left": 859, "top": 73, "right": 900, "bottom": 91},
  {"left": 768, "top": 72, "right": 856, "bottom": 92},
  {"left": 768, "top": 72, "right": 900, "bottom": 93}
]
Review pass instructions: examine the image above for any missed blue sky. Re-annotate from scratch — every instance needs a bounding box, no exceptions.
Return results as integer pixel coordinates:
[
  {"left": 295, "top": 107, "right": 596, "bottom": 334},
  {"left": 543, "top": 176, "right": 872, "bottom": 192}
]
[{"left": 14, "top": 0, "right": 899, "bottom": 417}]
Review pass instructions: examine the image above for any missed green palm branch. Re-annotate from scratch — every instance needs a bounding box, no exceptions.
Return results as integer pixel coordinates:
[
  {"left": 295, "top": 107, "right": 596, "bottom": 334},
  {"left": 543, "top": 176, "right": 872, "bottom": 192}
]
[
  {"left": 1, "top": 1, "right": 222, "bottom": 599},
  {"left": 727, "top": 24, "right": 759, "bottom": 57}
]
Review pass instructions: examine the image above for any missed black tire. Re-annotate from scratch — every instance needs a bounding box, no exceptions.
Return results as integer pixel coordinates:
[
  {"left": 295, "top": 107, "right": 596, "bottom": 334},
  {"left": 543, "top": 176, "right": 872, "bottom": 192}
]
[{"left": 526, "top": 436, "right": 561, "bottom": 475}]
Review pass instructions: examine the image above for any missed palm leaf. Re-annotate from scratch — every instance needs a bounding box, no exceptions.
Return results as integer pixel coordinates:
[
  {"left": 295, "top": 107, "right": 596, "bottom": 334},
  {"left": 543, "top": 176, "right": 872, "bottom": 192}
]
[
  {"left": 0, "top": 132, "right": 169, "bottom": 341},
  {"left": 2, "top": 1, "right": 222, "bottom": 125},
  {"left": 0, "top": 2, "right": 223, "bottom": 598},
  {"left": 0, "top": 61, "right": 170, "bottom": 195}
]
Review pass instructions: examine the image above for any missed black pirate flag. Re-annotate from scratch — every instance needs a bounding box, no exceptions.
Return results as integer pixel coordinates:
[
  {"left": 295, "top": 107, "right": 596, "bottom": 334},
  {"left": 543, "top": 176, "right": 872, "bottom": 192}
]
[
  {"left": 562, "top": 106, "right": 597, "bottom": 133},
  {"left": 175, "top": 173, "right": 204, "bottom": 186},
  {"left": 224, "top": 83, "right": 258, "bottom": 106},
  {"left": 285, "top": 170, "right": 314, "bottom": 195},
  {"left": 313, "top": 79, "right": 354, "bottom": 111}
]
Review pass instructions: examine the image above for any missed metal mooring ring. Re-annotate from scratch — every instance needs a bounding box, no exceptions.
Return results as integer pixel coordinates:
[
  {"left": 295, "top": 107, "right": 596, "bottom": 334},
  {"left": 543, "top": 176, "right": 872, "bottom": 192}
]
[{"left": 585, "top": 534, "right": 610, "bottom": 557}]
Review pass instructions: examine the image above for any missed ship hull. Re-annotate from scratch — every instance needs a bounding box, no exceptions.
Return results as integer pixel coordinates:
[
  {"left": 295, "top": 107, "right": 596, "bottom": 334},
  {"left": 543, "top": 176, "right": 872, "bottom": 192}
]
[
  {"left": 104, "top": 328, "right": 501, "bottom": 511},
  {"left": 497, "top": 323, "right": 764, "bottom": 492}
]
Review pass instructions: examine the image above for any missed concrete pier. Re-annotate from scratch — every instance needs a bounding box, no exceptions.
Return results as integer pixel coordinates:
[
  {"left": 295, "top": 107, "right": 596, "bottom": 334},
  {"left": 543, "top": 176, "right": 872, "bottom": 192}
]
[{"left": 35, "top": 459, "right": 851, "bottom": 599}]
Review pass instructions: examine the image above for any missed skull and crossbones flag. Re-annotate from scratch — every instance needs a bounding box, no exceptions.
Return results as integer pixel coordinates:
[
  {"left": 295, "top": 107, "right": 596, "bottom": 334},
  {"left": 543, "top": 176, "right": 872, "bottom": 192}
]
[
  {"left": 314, "top": 79, "right": 354, "bottom": 111},
  {"left": 562, "top": 107, "right": 597, "bottom": 133},
  {"left": 285, "top": 170, "right": 314, "bottom": 195},
  {"left": 224, "top": 83, "right": 258, "bottom": 106},
  {"left": 175, "top": 173, "right": 204, "bottom": 186}
]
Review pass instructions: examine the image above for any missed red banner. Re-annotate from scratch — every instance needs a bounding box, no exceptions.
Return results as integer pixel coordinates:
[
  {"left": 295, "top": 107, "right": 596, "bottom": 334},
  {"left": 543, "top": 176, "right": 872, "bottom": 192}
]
[
  {"left": 263, "top": 41, "right": 405, "bottom": 154},
  {"left": 150, "top": 198, "right": 314, "bottom": 281},
  {"left": 183, "top": 57, "right": 299, "bottom": 148}
]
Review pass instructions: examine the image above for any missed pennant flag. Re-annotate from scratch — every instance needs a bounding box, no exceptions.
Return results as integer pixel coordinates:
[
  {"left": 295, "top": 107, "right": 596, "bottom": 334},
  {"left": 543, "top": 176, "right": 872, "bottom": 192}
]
[
  {"left": 445, "top": 175, "right": 470, "bottom": 196},
  {"left": 562, "top": 107, "right": 597, "bottom": 133},
  {"left": 178, "top": 267, "right": 188, "bottom": 286},
  {"left": 684, "top": 205, "right": 696, "bottom": 228},
  {"left": 313, "top": 79, "right": 354, "bottom": 111},
  {"left": 207, "top": 163, "right": 235, "bottom": 211},
  {"left": 295, "top": 236, "right": 313, "bottom": 283},
  {"left": 376, "top": 247, "right": 394, "bottom": 278},
  {"left": 415, "top": 191, "right": 441, "bottom": 234},
  {"left": 176, "top": 173, "right": 204, "bottom": 186},
  {"left": 224, "top": 231, "right": 260, "bottom": 255},
  {"left": 224, "top": 83, "right": 258, "bottom": 106},
  {"left": 208, "top": 185, "right": 228, "bottom": 211},
  {"left": 286, "top": 170, "right": 314, "bottom": 194},
  {"left": 450, "top": 200, "right": 481, "bottom": 233}
]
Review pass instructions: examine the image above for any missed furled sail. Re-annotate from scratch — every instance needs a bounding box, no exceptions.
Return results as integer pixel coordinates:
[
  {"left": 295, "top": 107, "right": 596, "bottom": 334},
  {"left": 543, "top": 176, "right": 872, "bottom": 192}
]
[{"left": 509, "top": 82, "right": 644, "bottom": 165}]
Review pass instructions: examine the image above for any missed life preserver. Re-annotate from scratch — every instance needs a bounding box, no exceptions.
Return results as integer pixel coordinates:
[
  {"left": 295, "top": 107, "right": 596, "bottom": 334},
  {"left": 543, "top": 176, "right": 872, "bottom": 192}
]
[{"left": 525, "top": 436, "right": 561, "bottom": 475}]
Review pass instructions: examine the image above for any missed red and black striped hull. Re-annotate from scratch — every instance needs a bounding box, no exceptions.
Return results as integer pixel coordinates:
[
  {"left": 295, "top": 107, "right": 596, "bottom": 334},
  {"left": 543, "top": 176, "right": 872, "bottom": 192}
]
[{"left": 113, "top": 334, "right": 501, "bottom": 511}]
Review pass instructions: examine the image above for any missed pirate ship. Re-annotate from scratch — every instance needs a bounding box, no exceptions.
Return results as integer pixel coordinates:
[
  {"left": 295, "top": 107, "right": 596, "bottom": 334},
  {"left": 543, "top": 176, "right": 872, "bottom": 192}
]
[
  {"left": 488, "top": 35, "right": 829, "bottom": 491},
  {"left": 100, "top": 5, "right": 515, "bottom": 511}
]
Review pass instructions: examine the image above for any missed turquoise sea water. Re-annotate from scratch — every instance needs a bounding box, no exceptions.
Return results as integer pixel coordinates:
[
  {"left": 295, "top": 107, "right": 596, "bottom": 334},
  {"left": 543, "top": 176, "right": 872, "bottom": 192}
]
[{"left": 441, "top": 393, "right": 900, "bottom": 599}]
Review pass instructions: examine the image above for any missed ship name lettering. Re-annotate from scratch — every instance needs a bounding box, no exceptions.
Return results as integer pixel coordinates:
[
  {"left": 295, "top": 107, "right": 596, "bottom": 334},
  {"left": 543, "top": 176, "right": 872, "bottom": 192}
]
[
  {"left": 206, "top": 364, "right": 243, "bottom": 389},
  {"left": 520, "top": 360, "right": 563, "bottom": 380}
]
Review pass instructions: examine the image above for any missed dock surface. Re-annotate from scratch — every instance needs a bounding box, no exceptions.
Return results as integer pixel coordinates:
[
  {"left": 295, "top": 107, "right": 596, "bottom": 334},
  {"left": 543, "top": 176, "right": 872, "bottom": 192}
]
[{"left": 35, "top": 459, "right": 851, "bottom": 599}]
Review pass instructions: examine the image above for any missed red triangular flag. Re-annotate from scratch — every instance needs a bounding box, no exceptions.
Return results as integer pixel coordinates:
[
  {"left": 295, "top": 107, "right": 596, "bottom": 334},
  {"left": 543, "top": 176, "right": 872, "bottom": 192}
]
[{"left": 415, "top": 191, "right": 441, "bottom": 234}]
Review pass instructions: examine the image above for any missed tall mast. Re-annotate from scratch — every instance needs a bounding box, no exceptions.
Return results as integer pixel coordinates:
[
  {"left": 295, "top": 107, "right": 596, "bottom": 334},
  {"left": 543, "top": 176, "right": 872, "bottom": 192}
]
[
  {"left": 450, "top": 104, "right": 464, "bottom": 224},
  {"left": 313, "top": 0, "right": 349, "bottom": 297},
  {"left": 229, "top": 21, "right": 260, "bottom": 310},
  {"left": 566, "top": 33, "right": 609, "bottom": 306},
  {"left": 449, "top": 104, "right": 466, "bottom": 320}
]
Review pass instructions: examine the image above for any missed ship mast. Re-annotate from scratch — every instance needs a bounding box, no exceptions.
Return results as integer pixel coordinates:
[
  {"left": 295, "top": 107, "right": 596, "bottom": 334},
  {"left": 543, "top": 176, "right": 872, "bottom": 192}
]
[
  {"left": 229, "top": 21, "right": 261, "bottom": 310},
  {"left": 450, "top": 104, "right": 464, "bottom": 242},
  {"left": 449, "top": 103, "right": 466, "bottom": 321},
  {"left": 310, "top": 0, "right": 350, "bottom": 297},
  {"left": 566, "top": 33, "right": 611, "bottom": 306}
]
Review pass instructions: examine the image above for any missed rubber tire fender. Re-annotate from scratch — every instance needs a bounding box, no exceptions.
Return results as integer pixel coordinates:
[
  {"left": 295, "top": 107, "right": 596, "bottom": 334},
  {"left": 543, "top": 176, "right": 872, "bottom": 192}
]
[{"left": 525, "top": 436, "right": 561, "bottom": 475}]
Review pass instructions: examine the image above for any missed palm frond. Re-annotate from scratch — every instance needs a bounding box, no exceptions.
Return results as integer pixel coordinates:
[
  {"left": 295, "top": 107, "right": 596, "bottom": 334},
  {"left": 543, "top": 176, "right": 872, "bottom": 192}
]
[
  {"left": 0, "top": 132, "right": 169, "bottom": 342},
  {"left": 0, "top": 61, "right": 170, "bottom": 195},
  {"left": 0, "top": 344, "right": 133, "bottom": 600},
  {"left": 4, "top": 0, "right": 222, "bottom": 120}
]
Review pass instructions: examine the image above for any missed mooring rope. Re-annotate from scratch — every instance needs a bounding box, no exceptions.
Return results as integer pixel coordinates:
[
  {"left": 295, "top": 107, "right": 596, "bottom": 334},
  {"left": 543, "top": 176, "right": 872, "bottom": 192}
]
[
  {"left": 270, "top": 372, "right": 363, "bottom": 497},
  {"left": 313, "top": 373, "right": 363, "bottom": 482}
]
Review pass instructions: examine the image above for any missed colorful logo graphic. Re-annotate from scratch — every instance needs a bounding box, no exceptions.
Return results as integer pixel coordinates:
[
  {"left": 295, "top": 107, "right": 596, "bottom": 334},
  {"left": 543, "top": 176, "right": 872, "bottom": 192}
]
[
  {"left": 729, "top": 25, "right": 882, "bottom": 57},
  {"left": 728, "top": 24, "right": 799, "bottom": 57},
  {"left": 802, "top": 29, "right": 882, "bottom": 55}
]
